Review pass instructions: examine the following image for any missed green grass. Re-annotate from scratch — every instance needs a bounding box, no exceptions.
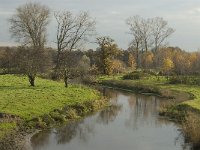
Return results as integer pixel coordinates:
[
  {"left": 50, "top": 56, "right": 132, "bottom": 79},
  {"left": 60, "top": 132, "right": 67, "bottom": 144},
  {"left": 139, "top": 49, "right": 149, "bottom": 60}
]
[
  {"left": 0, "top": 75, "right": 100, "bottom": 120},
  {"left": 99, "top": 75, "right": 200, "bottom": 111},
  {"left": 97, "top": 74, "right": 124, "bottom": 81},
  {"left": 0, "top": 123, "right": 16, "bottom": 139}
]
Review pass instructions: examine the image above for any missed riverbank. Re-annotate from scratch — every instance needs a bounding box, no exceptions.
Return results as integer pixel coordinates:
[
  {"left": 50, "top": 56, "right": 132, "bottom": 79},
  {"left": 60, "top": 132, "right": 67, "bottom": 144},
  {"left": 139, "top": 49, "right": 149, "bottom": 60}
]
[
  {"left": 0, "top": 75, "right": 108, "bottom": 149},
  {"left": 98, "top": 76, "right": 200, "bottom": 111},
  {"left": 98, "top": 76, "right": 200, "bottom": 148}
]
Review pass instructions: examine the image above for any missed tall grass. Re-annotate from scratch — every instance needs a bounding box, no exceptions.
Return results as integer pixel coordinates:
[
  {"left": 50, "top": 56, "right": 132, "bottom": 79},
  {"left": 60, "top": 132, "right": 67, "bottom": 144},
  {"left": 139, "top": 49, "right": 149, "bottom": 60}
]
[{"left": 182, "top": 112, "right": 200, "bottom": 148}]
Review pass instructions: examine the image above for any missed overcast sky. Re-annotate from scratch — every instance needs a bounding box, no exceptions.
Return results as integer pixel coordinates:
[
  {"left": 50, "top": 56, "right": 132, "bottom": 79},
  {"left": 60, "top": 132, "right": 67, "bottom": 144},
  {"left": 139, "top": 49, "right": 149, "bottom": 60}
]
[{"left": 0, "top": 0, "right": 200, "bottom": 51}]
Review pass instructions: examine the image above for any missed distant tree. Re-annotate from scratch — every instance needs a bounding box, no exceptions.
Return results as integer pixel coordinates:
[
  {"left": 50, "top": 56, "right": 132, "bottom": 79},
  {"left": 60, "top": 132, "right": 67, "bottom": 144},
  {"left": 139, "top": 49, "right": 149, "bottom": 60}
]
[
  {"left": 0, "top": 47, "right": 18, "bottom": 74},
  {"left": 162, "top": 58, "right": 174, "bottom": 79},
  {"left": 78, "top": 55, "right": 91, "bottom": 79},
  {"left": 96, "top": 36, "right": 120, "bottom": 75},
  {"left": 111, "top": 59, "right": 125, "bottom": 74},
  {"left": 128, "top": 53, "right": 136, "bottom": 71},
  {"left": 126, "top": 16, "right": 174, "bottom": 69},
  {"left": 9, "top": 2, "right": 50, "bottom": 86},
  {"left": 54, "top": 11, "right": 95, "bottom": 87},
  {"left": 151, "top": 17, "right": 174, "bottom": 52},
  {"left": 126, "top": 16, "right": 143, "bottom": 65},
  {"left": 141, "top": 52, "right": 154, "bottom": 69}
]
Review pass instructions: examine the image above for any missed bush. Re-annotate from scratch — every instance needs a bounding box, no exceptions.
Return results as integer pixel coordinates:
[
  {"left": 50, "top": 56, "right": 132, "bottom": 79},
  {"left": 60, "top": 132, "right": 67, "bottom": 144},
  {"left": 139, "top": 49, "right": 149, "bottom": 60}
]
[
  {"left": 122, "top": 71, "right": 149, "bottom": 80},
  {"left": 82, "top": 75, "right": 97, "bottom": 85},
  {"left": 65, "top": 108, "right": 79, "bottom": 119},
  {"left": 142, "top": 69, "right": 158, "bottom": 76},
  {"left": 168, "top": 76, "right": 183, "bottom": 84},
  {"left": 169, "top": 76, "right": 200, "bottom": 85},
  {"left": 50, "top": 111, "right": 66, "bottom": 123}
]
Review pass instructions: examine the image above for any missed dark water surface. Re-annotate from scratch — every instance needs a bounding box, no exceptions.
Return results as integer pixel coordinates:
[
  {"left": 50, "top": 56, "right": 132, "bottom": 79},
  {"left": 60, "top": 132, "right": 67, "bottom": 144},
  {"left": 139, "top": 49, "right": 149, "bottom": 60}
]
[{"left": 31, "top": 88, "right": 191, "bottom": 150}]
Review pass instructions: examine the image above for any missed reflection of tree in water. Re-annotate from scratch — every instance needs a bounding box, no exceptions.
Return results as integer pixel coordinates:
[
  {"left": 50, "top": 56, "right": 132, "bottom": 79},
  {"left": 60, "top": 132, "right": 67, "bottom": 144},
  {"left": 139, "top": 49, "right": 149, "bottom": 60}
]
[
  {"left": 96, "top": 87, "right": 119, "bottom": 104},
  {"left": 125, "top": 94, "right": 162, "bottom": 130},
  {"left": 97, "top": 105, "right": 122, "bottom": 125}
]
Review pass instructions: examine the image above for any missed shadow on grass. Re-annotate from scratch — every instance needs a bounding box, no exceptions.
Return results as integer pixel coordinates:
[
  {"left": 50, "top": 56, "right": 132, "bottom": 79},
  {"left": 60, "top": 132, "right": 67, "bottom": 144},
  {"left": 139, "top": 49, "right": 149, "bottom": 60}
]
[{"left": 0, "top": 86, "right": 56, "bottom": 90}]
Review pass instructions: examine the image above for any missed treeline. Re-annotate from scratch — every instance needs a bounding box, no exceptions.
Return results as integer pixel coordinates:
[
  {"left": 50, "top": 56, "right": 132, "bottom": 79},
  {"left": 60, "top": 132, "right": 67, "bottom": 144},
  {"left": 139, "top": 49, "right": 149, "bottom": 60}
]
[{"left": 1, "top": 45, "right": 200, "bottom": 77}]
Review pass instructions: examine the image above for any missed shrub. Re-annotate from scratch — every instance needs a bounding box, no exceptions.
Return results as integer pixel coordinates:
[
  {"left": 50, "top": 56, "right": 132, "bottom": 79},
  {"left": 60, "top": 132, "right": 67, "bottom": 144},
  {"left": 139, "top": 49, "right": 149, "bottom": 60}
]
[
  {"left": 168, "top": 76, "right": 183, "bottom": 84},
  {"left": 65, "top": 108, "right": 79, "bottom": 119},
  {"left": 82, "top": 75, "right": 97, "bottom": 85},
  {"left": 122, "top": 71, "right": 149, "bottom": 80},
  {"left": 142, "top": 69, "right": 158, "bottom": 76},
  {"left": 123, "top": 71, "right": 139, "bottom": 80},
  {"left": 169, "top": 76, "right": 200, "bottom": 85},
  {"left": 182, "top": 112, "right": 200, "bottom": 147},
  {"left": 49, "top": 111, "right": 66, "bottom": 123}
]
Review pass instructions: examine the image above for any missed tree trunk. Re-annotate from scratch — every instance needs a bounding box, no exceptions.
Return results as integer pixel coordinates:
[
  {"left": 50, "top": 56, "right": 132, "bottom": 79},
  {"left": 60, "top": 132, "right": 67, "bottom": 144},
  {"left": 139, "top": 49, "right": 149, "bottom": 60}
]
[
  {"left": 64, "top": 70, "right": 68, "bottom": 88},
  {"left": 28, "top": 74, "right": 35, "bottom": 86},
  {"left": 136, "top": 42, "right": 139, "bottom": 69},
  {"left": 145, "top": 40, "right": 148, "bottom": 52}
]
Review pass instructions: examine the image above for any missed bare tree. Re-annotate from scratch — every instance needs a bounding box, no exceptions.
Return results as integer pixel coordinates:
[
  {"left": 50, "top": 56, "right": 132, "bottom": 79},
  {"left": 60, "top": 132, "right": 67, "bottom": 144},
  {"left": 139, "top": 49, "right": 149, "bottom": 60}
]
[
  {"left": 151, "top": 17, "right": 174, "bottom": 52},
  {"left": 126, "top": 15, "right": 174, "bottom": 69},
  {"left": 9, "top": 2, "right": 50, "bottom": 86},
  {"left": 140, "top": 18, "right": 153, "bottom": 52},
  {"left": 54, "top": 11, "right": 96, "bottom": 87},
  {"left": 126, "top": 16, "right": 143, "bottom": 66}
]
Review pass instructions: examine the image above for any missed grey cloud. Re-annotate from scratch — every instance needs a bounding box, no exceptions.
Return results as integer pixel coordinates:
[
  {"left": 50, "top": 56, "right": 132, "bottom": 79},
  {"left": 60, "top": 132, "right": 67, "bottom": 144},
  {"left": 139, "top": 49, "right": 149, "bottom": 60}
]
[{"left": 0, "top": 0, "right": 200, "bottom": 50}]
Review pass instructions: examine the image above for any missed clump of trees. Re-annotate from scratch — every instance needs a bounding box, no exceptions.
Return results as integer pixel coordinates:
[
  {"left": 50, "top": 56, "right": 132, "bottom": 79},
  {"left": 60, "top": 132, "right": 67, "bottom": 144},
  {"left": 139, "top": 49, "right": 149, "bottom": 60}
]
[
  {"left": 126, "top": 15, "right": 174, "bottom": 68},
  {"left": 96, "top": 36, "right": 121, "bottom": 75},
  {"left": 7, "top": 2, "right": 96, "bottom": 87}
]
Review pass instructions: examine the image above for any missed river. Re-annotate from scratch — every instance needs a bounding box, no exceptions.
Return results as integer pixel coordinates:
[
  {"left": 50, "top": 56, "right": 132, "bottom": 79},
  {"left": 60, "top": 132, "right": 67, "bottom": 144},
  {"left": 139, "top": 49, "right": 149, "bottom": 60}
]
[{"left": 31, "top": 88, "right": 192, "bottom": 150}]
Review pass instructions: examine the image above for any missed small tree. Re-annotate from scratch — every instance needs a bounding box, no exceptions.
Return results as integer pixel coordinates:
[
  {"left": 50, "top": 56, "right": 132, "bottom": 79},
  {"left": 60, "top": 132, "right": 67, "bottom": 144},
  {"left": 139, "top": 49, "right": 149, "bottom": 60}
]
[
  {"left": 111, "top": 59, "right": 125, "bottom": 74},
  {"left": 9, "top": 2, "right": 50, "bottom": 86},
  {"left": 128, "top": 53, "right": 136, "bottom": 71},
  {"left": 141, "top": 52, "right": 154, "bottom": 70},
  {"left": 78, "top": 55, "right": 91, "bottom": 80},
  {"left": 96, "top": 36, "right": 120, "bottom": 75},
  {"left": 162, "top": 58, "right": 174, "bottom": 80},
  {"left": 54, "top": 11, "right": 95, "bottom": 87}
]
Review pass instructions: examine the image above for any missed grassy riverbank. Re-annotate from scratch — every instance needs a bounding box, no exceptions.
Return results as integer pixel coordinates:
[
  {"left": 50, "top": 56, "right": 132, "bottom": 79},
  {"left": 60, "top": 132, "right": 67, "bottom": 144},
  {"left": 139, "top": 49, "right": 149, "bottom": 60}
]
[
  {"left": 99, "top": 75, "right": 200, "bottom": 110},
  {"left": 0, "top": 75, "right": 106, "bottom": 139}
]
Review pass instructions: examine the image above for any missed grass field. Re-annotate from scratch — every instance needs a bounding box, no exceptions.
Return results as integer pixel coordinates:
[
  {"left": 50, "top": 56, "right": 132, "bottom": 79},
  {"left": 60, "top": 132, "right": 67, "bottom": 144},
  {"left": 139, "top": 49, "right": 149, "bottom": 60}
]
[
  {"left": 0, "top": 75, "right": 101, "bottom": 120},
  {"left": 0, "top": 75, "right": 102, "bottom": 138}
]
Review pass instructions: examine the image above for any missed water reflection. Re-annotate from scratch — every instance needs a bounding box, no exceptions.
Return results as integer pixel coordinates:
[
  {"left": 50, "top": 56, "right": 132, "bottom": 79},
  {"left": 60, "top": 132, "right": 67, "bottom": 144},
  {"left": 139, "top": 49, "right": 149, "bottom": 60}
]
[
  {"left": 31, "top": 88, "right": 192, "bottom": 150},
  {"left": 97, "top": 105, "right": 122, "bottom": 125}
]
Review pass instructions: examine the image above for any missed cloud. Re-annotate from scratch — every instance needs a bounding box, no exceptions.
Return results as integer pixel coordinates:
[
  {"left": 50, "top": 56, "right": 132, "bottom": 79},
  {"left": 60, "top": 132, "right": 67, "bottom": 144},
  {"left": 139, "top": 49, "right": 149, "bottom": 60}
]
[
  {"left": 0, "top": 0, "right": 200, "bottom": 51},
  {"left": 0, "top": 11, "right": 13, "bottom": 16}
]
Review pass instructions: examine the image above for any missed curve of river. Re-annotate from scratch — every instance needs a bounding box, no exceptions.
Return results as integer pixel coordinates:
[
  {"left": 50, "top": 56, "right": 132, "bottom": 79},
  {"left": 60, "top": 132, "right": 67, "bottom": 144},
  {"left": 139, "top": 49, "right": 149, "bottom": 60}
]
[{"left": 31, "top": 88, "right": 192, "bottom": 150}]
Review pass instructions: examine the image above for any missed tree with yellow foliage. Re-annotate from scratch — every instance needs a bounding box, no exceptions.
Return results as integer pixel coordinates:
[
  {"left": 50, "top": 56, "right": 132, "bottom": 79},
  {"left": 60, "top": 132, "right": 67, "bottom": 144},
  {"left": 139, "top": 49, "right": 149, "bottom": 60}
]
[
  {"left": 141, "top": 52, "right": 154, "bottom": 69},
  {"left": 111, "top": 59, "right": 125, "bottom": 74},
  {"left": 128, "top": 53, "right": 136, "bottom": 71},
  {"left": 96, "top": 36, "right": 120, "bottom": 75},
  {"left": 162, "top": 58, "right": 174, "bottom": 80}
]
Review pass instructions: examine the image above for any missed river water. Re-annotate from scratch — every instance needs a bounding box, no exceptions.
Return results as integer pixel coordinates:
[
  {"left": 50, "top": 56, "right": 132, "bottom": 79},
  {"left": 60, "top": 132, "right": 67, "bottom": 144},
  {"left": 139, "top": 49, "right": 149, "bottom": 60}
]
[{"left": 31, "top": 88, "right": 192, "bottom": 150}]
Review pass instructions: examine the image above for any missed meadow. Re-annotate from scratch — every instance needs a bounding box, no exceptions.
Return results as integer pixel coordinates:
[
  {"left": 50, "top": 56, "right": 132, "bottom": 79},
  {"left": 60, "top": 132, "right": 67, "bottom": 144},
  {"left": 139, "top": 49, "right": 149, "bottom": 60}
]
[{"left": 0, "top": 75, "right": 102, "bottom": 138}]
